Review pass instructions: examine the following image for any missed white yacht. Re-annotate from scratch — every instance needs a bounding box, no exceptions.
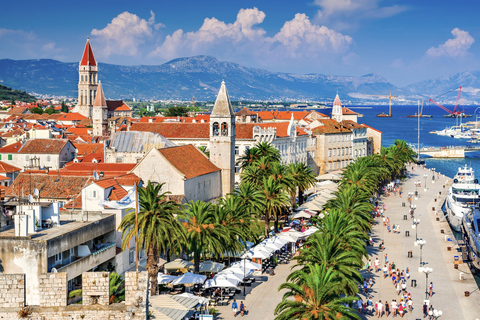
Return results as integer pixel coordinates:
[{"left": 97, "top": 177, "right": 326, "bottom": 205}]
[{"left": 445, "top": 165, "right": 480, "bottom": 232}]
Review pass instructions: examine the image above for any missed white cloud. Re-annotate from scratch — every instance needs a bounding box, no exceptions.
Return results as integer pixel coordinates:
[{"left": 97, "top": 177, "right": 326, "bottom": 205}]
[
  {"left": 151, "top": 8, "right": 352, "bottom": 67},
  {"left": 314, "top": 0, "right": 408, "bottom": 29},
  {"left": 0, "top": 28, "right": 35, "bottom": 40},
  {"left": 426, "top": 28, "right": 474, "bottom": 58},
  {"left": 91, "top": 11, "right": 158, "bottom": 57}
]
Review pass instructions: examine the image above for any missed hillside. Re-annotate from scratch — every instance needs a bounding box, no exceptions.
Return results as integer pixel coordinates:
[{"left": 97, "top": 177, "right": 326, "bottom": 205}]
[{"left": 0, "top": 84, "right": 36, "bottom": 102}]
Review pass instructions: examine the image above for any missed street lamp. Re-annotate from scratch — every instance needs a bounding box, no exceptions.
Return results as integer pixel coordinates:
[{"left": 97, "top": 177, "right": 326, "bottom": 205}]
[
  {"left": 419, "top": 266, "right": 433, "bottom": 300},
  {"left": 243, "top": 258, "right": 246, "bottom": 296},
  {"left": 415, "top": 239, "right": 426, "bottom": 267},
  {"left": 423, "top": 174, "right": 428, "bottom": 190},
  {"left": 412, "top": 219, "right": 420, "bottom": 240}
]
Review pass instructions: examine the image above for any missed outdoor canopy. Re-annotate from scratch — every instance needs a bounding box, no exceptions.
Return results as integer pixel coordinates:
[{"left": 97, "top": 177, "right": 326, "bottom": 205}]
[
  {"left": 170, "top": 272, "right": 206, "bottom": 285},
  {"left": 204, "top": 275, "right": 239, "bottom": 288},
  {"left": 199, "top": 261, "right": 225, "bottom": 273},
  {"left": 157, "top": 274, "right": 178, "bottom": 284},
  {"left": 231, "top": 260, "right": 262, "bottom": 270},
  {"left": 164, "top": 259, "right": 194, "bottom": 271}
]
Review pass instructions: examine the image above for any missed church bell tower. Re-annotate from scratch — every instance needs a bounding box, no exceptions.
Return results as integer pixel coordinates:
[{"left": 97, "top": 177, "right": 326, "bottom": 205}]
[
  {"left": 77, "top": 38, "right": 98, "bottom": 118},
  {"left": 92, "top": 81, "right": 108, "bottom": 136},
  {"left": 209, "top": 81, "right": 235, "bottom": 196}
]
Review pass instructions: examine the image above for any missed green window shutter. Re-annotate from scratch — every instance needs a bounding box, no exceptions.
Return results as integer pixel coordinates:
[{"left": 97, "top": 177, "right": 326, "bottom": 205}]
[{"left": 8, "top": 154, "right": 12, "bottom": 160}]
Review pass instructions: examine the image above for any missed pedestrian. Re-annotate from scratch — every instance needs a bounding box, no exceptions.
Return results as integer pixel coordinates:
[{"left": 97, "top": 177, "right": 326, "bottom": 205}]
[
  {"left": 375, "top": 301, "right": 378, "bottom": 316},
  {"left": 377, "top": 300, "right": 383, "bottom": 318},
  {"left": 388, "top": 263, "right": 392, "bottom": 277},
  {"left": 357, "top": 299, "right": 363, "bottom": 314},
  {"left": 398, "top": 304, "right": 404, "bottom": 318},
  {"left": 429, "top": 282, "right": 433, "bottom": 297},
  {"left": 408, "top": 298, "right": 413, "bottom": 312},
  {"left": 391, "top": 300, "right": 397, "bottom": 317},
  {"left": 406, "top": 267, "right": 410, "bottom": 279},
  {"left": 375, "top": 257, "right": 380, "bottom": 272},
  {"left": 396, "top": 224, "right": 400, "bottom": 234},
  {"left": 382, "top": 240, "right": 385, "bottom": 251},
  {"left": 396, "top": 282, "right": 401, "bottom": 295},
  {"left": 385, "top": 300, "right": 390, "bottom": 317},
  {"left": 428, "top": 305, "right": 434, "bottom": 320},
  {"left": 423, "top": 302, "right": 428, "bottom": 318},
  {"left": 363, "top": 279, "right": 368, "bottom": 294},
  {"left": 392, "top": 224, "right": 396, "bottom": 233},
  {"left": 401, "top": 282, "right": 407, "bottom": 295},
  {"left": 384, "top": 253, "right": 388, "bottom": 263},
  {"left": 366, "top": 260, "right": 371, "bottom": 272},
  {"left": 231, "top": 300, "right": 238, "bottom": 317},
  {"left": 369, "top": 277, "right": 374, "bottom": 288},
  {"left": 367, "top": 298, "right": 374, "bottom": 315},
  {"left": 240, "top": 301, "right": 246, "bottom": 317},
  {"left": 383, "top": 265, "right": 388, "bottom": 279}
]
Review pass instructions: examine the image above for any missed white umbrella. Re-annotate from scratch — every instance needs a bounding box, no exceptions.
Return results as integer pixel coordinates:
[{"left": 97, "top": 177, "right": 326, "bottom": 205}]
[
  {"left": 302, "top": 227, "right": 319, "bottom": 237},
  {"left": 204, "top": 275, "right": 239, "bottom": 288},
  {"left": 277, "top": 233, "right": 298, "bottom": 242},
  {"left": 227, "top": 265, "right": 254, "bottom": 278},
  {"left": 242, "top": 248, "right": 271, "bottom": 259},
  {"left": 257, "top": 242, "right": 282, "bottom": 251},
  {"left": 292, "top": 211, "right": 313, "bottom": 219},
  {"left": 284, "top": 230, "right": 306, "bottom": 240},
  {"left": 265, "top": 237, "right": 289, "bottom": 247},
  {"left": 171, "top": 272, "right": 206, "bottom": 285},
  {"left": 157, "top": 274, "right": 178, "bottom": 284},
  {"left": 164, "top": 259, "right": 194, "bottom": 271},
  {"left": 231, "top": 260, "right": 262, "bottom": 270},
  {"left": 216, "top": 270, "right": 244, "bottom": 282},
  {"left": 199, "top": 261, "right": 225, "bottom": 273}
]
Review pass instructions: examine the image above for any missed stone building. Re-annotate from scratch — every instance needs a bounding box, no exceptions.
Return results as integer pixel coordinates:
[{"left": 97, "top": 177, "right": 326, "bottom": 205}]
[
  {"left": 92, "top": 81, "right": 108, "bottom": 136},
  {"left": 131, "top": 144, "right": 221, "bottom": 202},
  {"left": 363, "top": 123, "right": 383, "bottom": 155},
  {"left": 75, "top": 38, "right": 98, "bottom": 118},
  {"left": 0, "top": 139, "right": 77, "bottom": 170}
]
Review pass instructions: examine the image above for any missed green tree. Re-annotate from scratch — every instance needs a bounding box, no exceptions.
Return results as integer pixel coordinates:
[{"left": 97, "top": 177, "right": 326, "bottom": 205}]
[
  {"left": 44, "top": 107, "right": 55, "bottom": 115},
  {"left": 30, "top": 107, "right": 44, "bottom": 115},
  {"left": 61, "top": 101, "right": 68, "bottom": 113},
  {"left": 178, "top": 201, "right": 226, "bottom": 273},
  {"left": 163, "top": 106, "right": 189, "bottom": 117},
  {"left": 286, "top": 162, "right": 317, "bottom": 207},
  {"left": 118, "top": 182, "right": 184, "bottom": 295},
  {"left": 258, "top": 177, "right": 289, "bottom": 238},
  {"left": 275, "top": 264, "right": 360, "bottom": 320},
  {"left": 197, "top": 146, "right": 210, "bottom": 158}
]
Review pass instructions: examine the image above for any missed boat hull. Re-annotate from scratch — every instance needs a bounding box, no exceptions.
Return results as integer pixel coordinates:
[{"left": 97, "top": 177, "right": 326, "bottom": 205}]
[
  {"left": 462, "top": 209, "right": 480, "bottom": 272},
  {"left": 445, "top": 196, "right": 463, "bottom": 232}
]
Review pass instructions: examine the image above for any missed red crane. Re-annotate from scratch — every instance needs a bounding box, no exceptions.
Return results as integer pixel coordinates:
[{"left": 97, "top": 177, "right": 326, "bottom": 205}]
[{"left": 428, "top": 86, "right": 463, "bottom": 116}]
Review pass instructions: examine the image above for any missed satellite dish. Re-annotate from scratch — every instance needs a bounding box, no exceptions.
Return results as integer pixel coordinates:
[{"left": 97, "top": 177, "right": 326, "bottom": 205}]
[
  {"left": 94, "top": 171, "right": 99, "bottom": 180},
  {"left": 28, "top": 194, "right": 34, "bottom": 203},
  {"left": 34, "top": 188, "right": 39, "bottom": 197},
  {"left": 51, "top": 268, "right": 58, "bottom": 273}
]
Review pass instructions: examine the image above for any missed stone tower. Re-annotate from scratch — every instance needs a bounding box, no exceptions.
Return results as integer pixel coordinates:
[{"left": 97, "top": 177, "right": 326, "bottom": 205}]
[
  {"left": 332, "top": 93, "right": 343, "bottom": 122},
  {"left": 210, "top": 81, "right": 235, "bottom": 196},
  {"left": 77, "top": 38, "right": 98, "bottom": 118},
  {"left": 92, "top": 81, "right": 108, "bottom": 136}
]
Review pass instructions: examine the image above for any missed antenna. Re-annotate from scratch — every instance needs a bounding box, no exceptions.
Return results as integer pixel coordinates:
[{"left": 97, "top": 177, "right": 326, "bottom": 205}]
[{"left": 33, "top": 188, "right": 39, "bottom": 197}]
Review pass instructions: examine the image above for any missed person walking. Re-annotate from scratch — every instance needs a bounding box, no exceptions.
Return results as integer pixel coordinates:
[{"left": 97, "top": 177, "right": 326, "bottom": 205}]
[
  {"left": 357, "top": 299, "right": 363, "bottom": 314},
  {"left": 240, "top": 301, "right": 246, "bottom": 317},
  {"left": 423, "top": 302, "right": 428, "bottom": 318},
  {"left": 377, "top": 300, "right": 383, "bottom": 318},
  {"left": 231, "top": 300, "right": 238, "bottom": 317},
  {"left": 385, "top": 300, "right": 390, "bottom": 317},
  {"left": 429, "top": 282, "right": 434, "bottom": 297},
  {"left": 384, "top": 253, "right": 388, "bottom": 263},
  {"left": 375, "top": 257, "right": 380, "bottom": 272},
  {"left": 363, "top": 279, "right": 368, "bottom": 294}
]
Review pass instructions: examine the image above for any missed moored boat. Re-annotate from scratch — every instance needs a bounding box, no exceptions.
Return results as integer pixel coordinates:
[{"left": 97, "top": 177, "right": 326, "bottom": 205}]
[
  {"left": 462, "top": 206, "right": 480, "bottom": 271},
  {"left": 445, "top": 165, "right": 480, "bottom": 232}
]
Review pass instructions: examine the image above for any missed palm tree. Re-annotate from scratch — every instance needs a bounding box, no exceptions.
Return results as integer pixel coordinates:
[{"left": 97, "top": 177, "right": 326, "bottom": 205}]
[
  {"left": 275, "top": 264, "right": 360, "bottom": 320},
  {"left": 286, "top": 162, "right": 317, "bottom": 207},
  {"left": 236, "top": 141, "right": 281, "bottom": 170},
  {"left": 258, "top": 176, "right": 289, "bottom": 238},
  {"left": 178, "top": 200, "right": 226, "bottom": 273},
  {"left": 233, "top": 182, "right": 263, "bottom": 216},
  {"left": 118, "top": 181, "right": 184, "bottom": 295}
]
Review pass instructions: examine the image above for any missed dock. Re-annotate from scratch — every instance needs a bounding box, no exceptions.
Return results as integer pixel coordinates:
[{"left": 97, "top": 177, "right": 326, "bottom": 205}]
[{"left": 416, "top": 145, "right": 480, "bottom": 158}]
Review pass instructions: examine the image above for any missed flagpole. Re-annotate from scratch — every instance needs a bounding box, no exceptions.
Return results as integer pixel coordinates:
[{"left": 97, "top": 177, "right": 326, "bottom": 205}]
[{"left": 135, "top": 183, "right": 139, "bottom": 272}]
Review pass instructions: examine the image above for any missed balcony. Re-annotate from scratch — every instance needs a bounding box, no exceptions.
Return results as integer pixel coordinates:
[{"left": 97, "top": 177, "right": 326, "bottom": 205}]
[{"left": 57, "top": 242, "right": 115, "bottom": 280}]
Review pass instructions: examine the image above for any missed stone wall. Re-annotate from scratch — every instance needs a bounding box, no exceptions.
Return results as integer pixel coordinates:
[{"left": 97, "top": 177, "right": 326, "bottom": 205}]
[
  {"left": 125, "top": 271, "right": 148, "bottom": 307},
  {"left": 39, "top": 272, "right": 67, "bottom": 307},
  {"left": 82, "top": 272, "right": 110, "bottom": 306},
  {"left": 0, "top": 274, "right": 25, "bottom": 308}
]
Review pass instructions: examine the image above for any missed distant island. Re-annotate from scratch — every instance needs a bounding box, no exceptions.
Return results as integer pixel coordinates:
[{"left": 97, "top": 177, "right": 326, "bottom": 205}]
[{"left": 0, "top": 84, "right": 36, "bottom": 102}]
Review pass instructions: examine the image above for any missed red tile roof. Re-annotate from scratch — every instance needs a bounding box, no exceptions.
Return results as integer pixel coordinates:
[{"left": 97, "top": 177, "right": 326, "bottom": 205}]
[
  {"left": 362, "top": 123, "right": 383, "bottom": 133},
  {"left": 80, "top": 38, "right": 96, "bottom": 66},
  {"left": 342, "top": 107, "right": 359, "bottom": 115},
  {"left": 340, "top": 120, "right": 364, "bottom": 129},
  {"left": 58, "top": 162, "right": 135, "bottom": 178},
  {"left": 74, "top": 143, "right": 104, "bottom": 156},
  {"left": 6, "top": 173, "right": 92, "bottom": 200},
  {"left": 56, "top": 113, "right": 88, "bottom": 121},
  {"left": 158, "top": 145, "right": 220, "bottom": 179},
  {"left": 311, "top": 119, "right": 352, "bottom": 134},
  {"left": 8, "top": 107, "right": 30, "bottom": 115},
  {"left": 107, "top": 100, "right": 131, "bottom": 112},
  {"left": 0, "top": 141, "right": 23, "bottom": 153},
  {"left": 235, "top": 107, "right": 257, "bottom": 116},
  {"left": 131, "top": 122, "right": 210, "bottom": 139},
  {"left": 19, "top": 139, "right": 72, "bottom": 154},
  {"left": 0, "top": 161, "right": 21, "bottom": 173}
]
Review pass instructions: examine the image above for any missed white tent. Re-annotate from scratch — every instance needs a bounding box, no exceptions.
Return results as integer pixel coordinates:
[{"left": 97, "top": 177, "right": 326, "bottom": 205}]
[
  {"left": 231, "top": 260, "right": 262, "bottom": 270},
  {"left": 171, "top": 272, "right": 206, "bottom": 285},
  {"left": 225, "top": 265, "right": 254, "bottom": 278},
  {"left": 292, "top": 211, "right": 313, "bottom": 219},
  {"left": 265, "top": 236, "right": 289, "bottom": 246},
  {"left": 241, "top": 248, "right": 272, "bottom": 259},
  {"left": 277, "top": 233, "right": 299, "bottom": 242},
  {"left": 199, "top": 261, "right": 225, "bottom": 273},
  {"left": 302, "top": 226, "right": 319, "bottom": 237},
  {"left": 216, "top": 270, "right": 244, "bottom": 282},
  {"left": 164, "top": 259, "right": 194, "bottom": 271},
  {"left": 157, "top": 274, "right": 178, "bottom": 284},
  {"left": 204, "top": 275, "right": 239, "bottom": 288}
]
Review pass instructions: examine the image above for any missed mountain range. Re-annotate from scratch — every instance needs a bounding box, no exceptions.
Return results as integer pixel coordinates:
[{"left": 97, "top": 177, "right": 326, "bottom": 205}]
[{"left": 0, "top": 55, "right": 478, "bottom": 103}]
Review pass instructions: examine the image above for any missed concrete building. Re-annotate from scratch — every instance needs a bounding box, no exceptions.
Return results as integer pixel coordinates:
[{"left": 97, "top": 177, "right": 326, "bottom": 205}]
[
  {"left": 0, "top": 210, "right": 116, "bottom": 305},
  {"left": 0, "top": 161, "right": 21, "bottom": 187},
  {"left": 131, "top": 144, "right": 221, "bottom": 202},
  {"left": 342, "top": 120, "right": 368, "bottom": 159},
  {"left": 0, "top": 139, "right": 77, "bottom": 170},
  {"left": 363, "top": 123, "right": 383, "bottom": 155}
]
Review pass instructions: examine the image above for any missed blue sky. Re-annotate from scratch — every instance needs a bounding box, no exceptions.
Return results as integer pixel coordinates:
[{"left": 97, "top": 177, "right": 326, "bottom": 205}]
[{"left": 1, "top": 0, "right": 480, "bottom": 86}]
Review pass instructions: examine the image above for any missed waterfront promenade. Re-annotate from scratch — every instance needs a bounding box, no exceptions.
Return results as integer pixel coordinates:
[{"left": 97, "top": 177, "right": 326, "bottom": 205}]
[{"left": 213, "top": 164, "right": 480, "bottom": 319}]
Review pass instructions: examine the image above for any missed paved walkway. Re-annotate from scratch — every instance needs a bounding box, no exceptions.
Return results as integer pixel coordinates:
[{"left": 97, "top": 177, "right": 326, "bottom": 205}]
[
  {"left": 361, "top": 164, "right": 480, "bottom": 319},
  {"left": 213, "top": 163, "right": 480, "bottom": 319}
]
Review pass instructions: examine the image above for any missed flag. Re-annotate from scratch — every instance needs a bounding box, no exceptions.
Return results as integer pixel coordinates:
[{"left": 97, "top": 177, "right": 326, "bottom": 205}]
[{"left": 98, "top": 186, "right": 136, "bottom": 209}]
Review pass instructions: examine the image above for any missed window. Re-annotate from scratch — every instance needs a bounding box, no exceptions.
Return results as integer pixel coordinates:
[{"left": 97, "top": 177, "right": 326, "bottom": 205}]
[
  {"left": 46, "top": 155, "right": 51, "bottom": 162},
  {"left": 129, "top": 250, "right": 135, "bottom": 264},
  {"left": 8, "top": 154, "right": 12, "bottom": 161},
  {"left": 235, "top": 146, "right": 239, "bottom": 155},
  {"left": 92, "top": 190, "right": 97, "bottom": 199},
  {"left": 0, "top": 155, "right": 2, "bottom": 160},
  {"left": 25, "top": 155, "right": 29, "bottom": 161},
  {"left": 235, "top": 165, "right": 240, "bottom": 173}
]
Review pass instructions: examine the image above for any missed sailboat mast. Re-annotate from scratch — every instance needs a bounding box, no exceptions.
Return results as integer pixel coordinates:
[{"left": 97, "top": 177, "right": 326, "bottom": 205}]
[{"left": 417, "top": 101, "right": 420, "bottom": 162}]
